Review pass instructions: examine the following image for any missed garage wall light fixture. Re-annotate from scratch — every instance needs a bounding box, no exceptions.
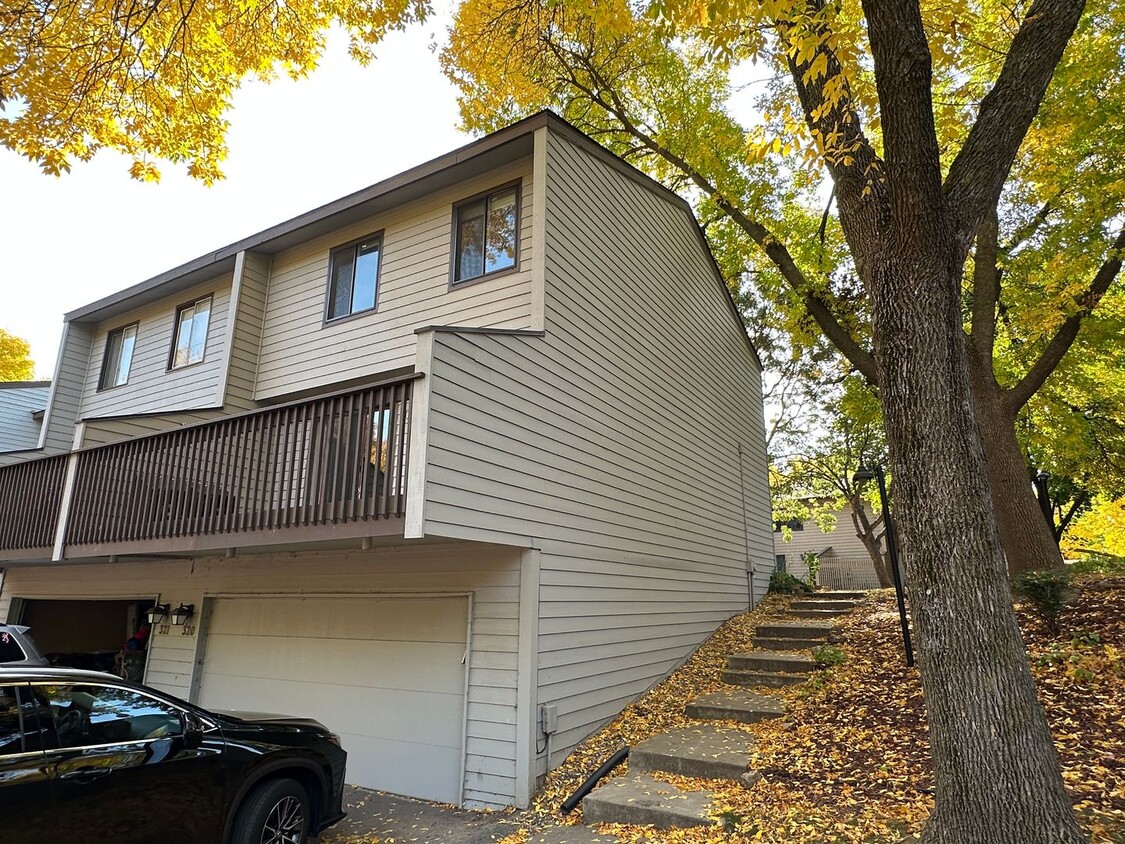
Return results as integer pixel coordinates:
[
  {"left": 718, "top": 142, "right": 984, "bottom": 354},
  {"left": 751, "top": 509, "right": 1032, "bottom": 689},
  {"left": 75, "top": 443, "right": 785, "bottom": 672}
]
[
  {"left": 171, "top": 603, "right": 196, "bottom": 626},
  {"left": 145, "top": 604, "right": 171, "bottom": 625}
]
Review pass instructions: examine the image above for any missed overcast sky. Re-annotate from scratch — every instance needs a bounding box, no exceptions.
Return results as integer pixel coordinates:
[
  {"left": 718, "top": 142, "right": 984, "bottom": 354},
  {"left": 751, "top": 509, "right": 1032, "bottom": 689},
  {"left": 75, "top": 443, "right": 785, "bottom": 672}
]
[{"left": 1, "top": 17, "right": 468, "bottom": 378}]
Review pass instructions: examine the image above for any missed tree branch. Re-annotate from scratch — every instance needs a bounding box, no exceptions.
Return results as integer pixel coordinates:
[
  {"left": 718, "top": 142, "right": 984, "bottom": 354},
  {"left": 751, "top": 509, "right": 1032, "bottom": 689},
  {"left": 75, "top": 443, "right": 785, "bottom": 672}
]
[
  {"left": 1005, "top": 222, "right": 1125, "bottom": 412},
  {"left": 862, "top": 0, "right": 944, "bottom": 233},
  {"left": 545, "top": 38, "right": 880, "bottom": 382},
  {"left": 970, "top": 206, "right": 1001, "bottom": 367},
  {"left": 942, "top": 0, "right": 1085, "bottom": 253}
]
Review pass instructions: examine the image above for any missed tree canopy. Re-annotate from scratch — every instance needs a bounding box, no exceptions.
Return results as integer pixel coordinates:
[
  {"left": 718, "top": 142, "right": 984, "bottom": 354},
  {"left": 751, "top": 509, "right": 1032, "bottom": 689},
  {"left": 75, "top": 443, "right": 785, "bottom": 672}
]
[
  {"left": 0, "top": 329, "right": 34, "bottom": 381},
  {"left": 0, "top": 0, "right": 429, "bottom": 181}
]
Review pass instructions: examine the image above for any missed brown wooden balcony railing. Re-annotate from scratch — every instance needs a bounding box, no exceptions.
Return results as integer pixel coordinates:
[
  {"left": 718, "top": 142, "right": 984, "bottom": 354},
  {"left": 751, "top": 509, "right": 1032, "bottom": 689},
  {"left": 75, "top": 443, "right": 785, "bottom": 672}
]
[
  {"left": 65, "top": 376, "right": 415, "bottom": 549},
  {"left": 0, "top": 454, "right": 68, "bottom": 553}
]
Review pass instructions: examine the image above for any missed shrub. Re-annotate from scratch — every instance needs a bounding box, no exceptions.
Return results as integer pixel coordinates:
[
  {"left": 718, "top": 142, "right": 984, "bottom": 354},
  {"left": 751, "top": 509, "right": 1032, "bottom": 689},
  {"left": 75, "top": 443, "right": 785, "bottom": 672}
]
[
  {"left": 768, "top": 571, "right": 815, "bottom": 595},
  {"left": 1069, "top": 553, "right": 1125, "bottom": 577},
  {"left": 813, "top": 644, "right": 846, "bottom": 668},
  {"left": 1014, "top": 567, "right": 1075, "bottom": 627}
]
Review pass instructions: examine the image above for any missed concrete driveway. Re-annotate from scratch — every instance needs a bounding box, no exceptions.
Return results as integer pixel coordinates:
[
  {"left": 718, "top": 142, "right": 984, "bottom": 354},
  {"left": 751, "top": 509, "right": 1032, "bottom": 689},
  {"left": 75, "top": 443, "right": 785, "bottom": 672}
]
[{"left": 319, "top": 786, "right": 524, "bottom": 844}]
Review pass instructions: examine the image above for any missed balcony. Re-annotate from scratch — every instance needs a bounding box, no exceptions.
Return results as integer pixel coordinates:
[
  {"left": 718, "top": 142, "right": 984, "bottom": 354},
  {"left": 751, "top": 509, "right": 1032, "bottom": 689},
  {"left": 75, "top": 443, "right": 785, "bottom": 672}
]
[{"left": 0, "top": 375, "right": 416, "bottom": 561}]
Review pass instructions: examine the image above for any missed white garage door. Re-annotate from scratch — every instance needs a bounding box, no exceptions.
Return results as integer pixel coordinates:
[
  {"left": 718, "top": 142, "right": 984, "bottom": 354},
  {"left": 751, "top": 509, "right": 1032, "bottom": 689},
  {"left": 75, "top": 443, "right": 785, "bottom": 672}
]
[{"left": 197, "top": 595, "right": 468, "bottom": 803}]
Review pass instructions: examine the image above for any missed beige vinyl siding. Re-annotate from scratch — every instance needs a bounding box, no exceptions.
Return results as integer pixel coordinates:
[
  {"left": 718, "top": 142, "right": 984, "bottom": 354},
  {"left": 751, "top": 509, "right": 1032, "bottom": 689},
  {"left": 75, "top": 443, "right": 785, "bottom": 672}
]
[
  {"left": 79, "top": 277, "right": 232, "bottom": 419},
  {"left": 420, "top": 128, "right": 774, "bottom": 770},
  {"left": 79, "top": 411, "right": 232, "bottom": 447},
  {"left": 254, "top": 160, "right": 536, "bottom": 400},
  {"left": 774, "top": 502, "right": 874, "bottom": 580},
  {"left": 0, "top": 541, "right": 523, "bottom": 808},
  {"left": 220, "top": 251, "right": 270, "bottom": 411}
]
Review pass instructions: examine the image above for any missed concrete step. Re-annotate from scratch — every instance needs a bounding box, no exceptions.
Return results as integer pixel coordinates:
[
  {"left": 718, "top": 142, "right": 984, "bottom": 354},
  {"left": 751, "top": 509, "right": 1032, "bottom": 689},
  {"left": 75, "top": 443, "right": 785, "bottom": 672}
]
[
  {"left": 789, "top": 608, "right": 851, "bottom": 619},
  {"left": 816, "top": 590, "right": 867, "bottom": 600},
  {"left": 630, "top": 724, "right": 756, "bottom": 780},
  {"left": 726, "top": 651, "right": 814, "bottom": 673},
  {"left": 722, "top": 668, "right": 810, "bottom": 688},
  {"left": 583, "top": 774, "right": 713, "bottom": 828},
  {"left": 756, "top": 622, "right": 834, "bottom": 640},
  {"left": 790, "top": 599, "right": 857, "bottom": 611},
  {"left": 752, "top": 636, "right": 826, "bottom": 650},
  {"left": 528, "top": 828, "right": 623, "bottom": 843},
  {"left": 685, "top": 688, "right": 786, "bottom": 724}
]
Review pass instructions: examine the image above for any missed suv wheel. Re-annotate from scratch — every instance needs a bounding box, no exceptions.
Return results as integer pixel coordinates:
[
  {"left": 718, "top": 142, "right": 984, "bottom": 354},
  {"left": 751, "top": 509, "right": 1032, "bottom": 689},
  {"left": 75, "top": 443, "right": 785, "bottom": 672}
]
[{"left": 231, "top": 778, "right": 310, "bottom": 844}]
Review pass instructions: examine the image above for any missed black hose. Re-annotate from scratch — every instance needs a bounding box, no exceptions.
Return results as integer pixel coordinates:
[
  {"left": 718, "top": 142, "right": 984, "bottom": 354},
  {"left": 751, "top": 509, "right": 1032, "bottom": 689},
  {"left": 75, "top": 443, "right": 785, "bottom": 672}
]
[{"left": 559, "top": 747, "right": 629, "bottom": 815}]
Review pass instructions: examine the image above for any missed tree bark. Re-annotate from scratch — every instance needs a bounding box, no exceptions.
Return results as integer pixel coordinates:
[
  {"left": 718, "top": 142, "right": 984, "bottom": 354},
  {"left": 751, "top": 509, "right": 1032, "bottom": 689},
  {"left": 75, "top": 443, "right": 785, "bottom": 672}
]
[
  {"left": 856, "top": 0, "right": 1086, "bottom": 837},
  {"left": 968, "top": 342, "right": 1066, "bottom": 575},
  {"left": 872, "top": 253, "right": 1084, "bottom": 844}
]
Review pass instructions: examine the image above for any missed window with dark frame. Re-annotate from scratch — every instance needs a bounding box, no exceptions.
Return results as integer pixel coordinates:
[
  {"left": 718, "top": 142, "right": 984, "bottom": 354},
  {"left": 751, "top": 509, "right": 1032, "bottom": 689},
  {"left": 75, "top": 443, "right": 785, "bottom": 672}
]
[
  {"left": 170, "top": 295, "right": 212, "bottom": 369},
  {"left": 99, "top": 323, "right": 138, "bottom": 390},
  {"left": 453, "top": 184, "right": 518, "bottom": 284},
  {"left": 327, "top": 234, "right": 382, "bottom": 322}
]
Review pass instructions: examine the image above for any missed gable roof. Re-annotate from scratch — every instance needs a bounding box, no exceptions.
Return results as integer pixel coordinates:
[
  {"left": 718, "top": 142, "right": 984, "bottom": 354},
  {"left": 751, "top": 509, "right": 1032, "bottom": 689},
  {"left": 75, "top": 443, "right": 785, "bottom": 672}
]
[{"left": 64, "top": 111, "right": 759, "bottom": 368}]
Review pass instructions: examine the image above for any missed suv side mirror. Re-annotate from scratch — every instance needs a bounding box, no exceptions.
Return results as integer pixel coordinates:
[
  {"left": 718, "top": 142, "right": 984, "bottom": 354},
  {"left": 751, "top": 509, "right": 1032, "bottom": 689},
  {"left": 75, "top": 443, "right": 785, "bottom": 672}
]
[{"left": 183, "top": 712, "right": 206, "bottom": 749}]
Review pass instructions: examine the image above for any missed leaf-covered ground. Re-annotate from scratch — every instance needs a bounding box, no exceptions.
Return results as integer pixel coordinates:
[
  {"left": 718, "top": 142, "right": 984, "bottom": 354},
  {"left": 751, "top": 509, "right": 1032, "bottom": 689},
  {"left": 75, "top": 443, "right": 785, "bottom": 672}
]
[{"left": 508, "top": 577, "right": 1125, "bottom": 844}]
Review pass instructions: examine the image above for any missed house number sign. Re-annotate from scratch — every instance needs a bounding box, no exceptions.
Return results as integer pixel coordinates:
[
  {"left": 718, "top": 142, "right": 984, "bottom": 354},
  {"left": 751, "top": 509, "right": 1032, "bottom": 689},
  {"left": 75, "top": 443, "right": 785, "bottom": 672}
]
[{"left": 181, "top": 623, "right": 196, "bottom": 637}]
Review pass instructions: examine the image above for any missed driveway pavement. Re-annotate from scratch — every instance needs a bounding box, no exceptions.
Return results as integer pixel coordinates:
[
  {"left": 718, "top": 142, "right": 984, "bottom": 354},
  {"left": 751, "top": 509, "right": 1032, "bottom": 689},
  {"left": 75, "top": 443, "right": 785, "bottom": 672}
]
[{"left": 320, "top": 786, "right": 524, "bottom": 844}]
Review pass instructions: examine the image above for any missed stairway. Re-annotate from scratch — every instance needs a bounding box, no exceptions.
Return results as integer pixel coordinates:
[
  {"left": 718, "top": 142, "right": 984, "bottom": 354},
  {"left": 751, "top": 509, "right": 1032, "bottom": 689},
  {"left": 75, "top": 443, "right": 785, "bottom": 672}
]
[{"left": 573, "top": 591, "right": 863, "bottom": 833}]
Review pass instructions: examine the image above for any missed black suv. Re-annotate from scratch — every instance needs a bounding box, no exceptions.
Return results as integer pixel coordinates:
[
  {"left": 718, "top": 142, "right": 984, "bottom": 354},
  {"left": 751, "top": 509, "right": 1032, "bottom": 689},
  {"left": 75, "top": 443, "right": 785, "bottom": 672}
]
[{"left": 0, "top": 666, "right": 346, "bottom": 843}]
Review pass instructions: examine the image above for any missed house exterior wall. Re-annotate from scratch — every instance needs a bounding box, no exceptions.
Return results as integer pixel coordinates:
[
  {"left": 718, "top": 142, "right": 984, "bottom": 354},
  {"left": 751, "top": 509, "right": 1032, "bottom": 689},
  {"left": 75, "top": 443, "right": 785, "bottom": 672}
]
[
  {"left": 774, "top": 502, "right": 874, "bottom": 580},
  {"left": 415, "top": 127, "right": 774, "bottom": 771},
  {"left": 79, "top": 276, "right": 233, "bottom": 419},
  {"left": 0, "top": 541, "right": 524, "bottom": 808},
  {"left": 0, "top": 383, "right": 50, "bottom": 452},
  {"left": 0, "top": 324, "right": 93, "bottom": 466},
  {"left": 253, "top": 159, "right": 537, "bottom": 402}
]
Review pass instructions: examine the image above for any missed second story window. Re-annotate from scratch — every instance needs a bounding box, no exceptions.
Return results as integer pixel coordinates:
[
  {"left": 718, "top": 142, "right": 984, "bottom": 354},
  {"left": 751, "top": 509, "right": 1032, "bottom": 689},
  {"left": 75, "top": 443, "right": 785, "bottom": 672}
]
[
  {"left": 170, "top": 295, "right": 212, "bottom": 369},
  {"left": 327, "top": 234, "right": 382, "bottom": 322},
  {"left": 453, "top": 184, "right": 519, "bottom": 284},
  {"left": 99, "top": 323, "right": 138, "bottom": 389}
]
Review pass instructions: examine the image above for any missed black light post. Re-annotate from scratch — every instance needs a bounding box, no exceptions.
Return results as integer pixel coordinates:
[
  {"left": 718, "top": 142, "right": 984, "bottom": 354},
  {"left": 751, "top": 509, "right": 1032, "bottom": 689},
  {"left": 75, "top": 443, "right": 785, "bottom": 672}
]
[
  {"left": 853, "top": 464, "right": 915, "bottom": 667},
  {"left": 1033, "top": 469, "right": 1056, "bottom": 539}
]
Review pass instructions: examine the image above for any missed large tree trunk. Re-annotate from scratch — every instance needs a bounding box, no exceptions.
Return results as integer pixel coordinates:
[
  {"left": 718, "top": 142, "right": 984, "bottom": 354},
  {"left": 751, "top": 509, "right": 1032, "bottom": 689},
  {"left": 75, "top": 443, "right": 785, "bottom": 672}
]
[
  {"left": 968, "top": 347, "right": 1067, "bottom": 576},
  {"left": 873, "top": 253, "right": 1084, "bottom": 843},
  {"left": 858, "top": 2, "right": 1083, "bottom": 826}
]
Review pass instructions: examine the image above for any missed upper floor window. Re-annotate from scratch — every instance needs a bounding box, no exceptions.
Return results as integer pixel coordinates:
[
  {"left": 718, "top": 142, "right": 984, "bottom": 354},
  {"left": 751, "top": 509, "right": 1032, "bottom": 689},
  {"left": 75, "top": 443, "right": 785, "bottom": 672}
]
[
  {"left": 453, "top": 183, "right": 519, "bottom": 284},
  {"left": 326, "top": 234, "right": 382, "bottom": 322},
  {"left": 170, "top": 295, "right": 212, "bottom": 369},
  {"left": 98, "top": 323, "right": 138, "bottom": 390}
]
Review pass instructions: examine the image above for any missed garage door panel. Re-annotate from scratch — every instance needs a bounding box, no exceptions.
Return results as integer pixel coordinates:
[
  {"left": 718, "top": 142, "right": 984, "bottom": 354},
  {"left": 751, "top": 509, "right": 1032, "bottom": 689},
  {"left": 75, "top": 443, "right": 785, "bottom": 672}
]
[
  {"left": 202, "top": 634, "right": 466, "bottom": 693},
  {"left": 202, "top": 677, "right": 466, "bottom": 748},
  {"left": 199, "top": 596, "right": 469, "bottom": 803},
  {"left": 342, "top": 734, "right": 462, "bottom": 804},
  {"left": 207, "top": 597, "right": 468, "bottom": 643}
]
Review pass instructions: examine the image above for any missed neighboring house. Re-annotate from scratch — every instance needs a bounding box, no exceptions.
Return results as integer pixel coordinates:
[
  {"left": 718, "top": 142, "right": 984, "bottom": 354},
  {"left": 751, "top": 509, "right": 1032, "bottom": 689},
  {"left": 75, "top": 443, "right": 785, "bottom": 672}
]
[
  {"left": 0, "top": 381, "right": 50, "bottom": 452},
  {"left": 0, "top": 112, "right": 774, "bottom": 809},
  {"left": 773, "top": 501, "right": 882, "bottom": 589}
]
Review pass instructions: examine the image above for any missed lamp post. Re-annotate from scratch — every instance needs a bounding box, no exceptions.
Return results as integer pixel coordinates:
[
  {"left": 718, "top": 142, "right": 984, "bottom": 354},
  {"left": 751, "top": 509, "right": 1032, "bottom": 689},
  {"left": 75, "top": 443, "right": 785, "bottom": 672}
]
[{"left": 853, "top": 465, "right": 915, "bottom": 667}]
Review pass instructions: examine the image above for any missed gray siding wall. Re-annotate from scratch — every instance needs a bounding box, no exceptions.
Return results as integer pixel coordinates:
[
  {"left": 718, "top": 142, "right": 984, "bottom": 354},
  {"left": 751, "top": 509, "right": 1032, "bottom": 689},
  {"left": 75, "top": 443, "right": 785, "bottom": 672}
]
[
  {"left": 79, "top": 277, "right": 232, "bottom": 419},
  {"left": 254, "top": 159, "right": 536, "bottom": 401},
  {"left": 0, "top": 541, "right": 523, "bottom": 808},
  {"left": 419, "top": 129, "right": 774, "bottom": 770},
  {"left": 0, "top": 384, "right": 49, "bottom": 452},
  {"left": 0, "top": 323, "right": 93, "bottom": 466}
]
